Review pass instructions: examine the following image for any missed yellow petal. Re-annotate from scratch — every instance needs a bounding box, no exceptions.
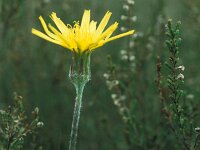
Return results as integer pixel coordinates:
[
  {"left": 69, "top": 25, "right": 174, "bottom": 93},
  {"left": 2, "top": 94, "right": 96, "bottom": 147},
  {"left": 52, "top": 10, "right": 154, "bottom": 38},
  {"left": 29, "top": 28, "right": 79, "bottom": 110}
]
[
  {"left": 32, "top": 10, "right": 135, "bottom": 52},
  {"left": 48, "top": 24, "right": 75, "bottom": 50},
  {"left": 81, "top": 10, "right": 90, "bottom": 29},
  {"left": 97, "top": 22, "right": 118, "bottom": 41},
  {"left": 96, "top": 11, "right": 112, "bottom": 36},
  {"left": 89, "top": 41, "right": 104, "bottom": 50},
  {"left": 91, "top": 30, "right": 135, "bottom": 50},
  {"left": 50, "top": 12, "right": 69, "bottom": 35},
  {"left": 104, "top": 30, "right": 135, "bottom": 43},
  {"left": 32, "top": 28, "right": 64, "bottom": 46},
  {"left": 90, "top": 20, "right": 97, "bottom": 34},
  {"left": 39, "top": 16, "right": 59, "bottom": 40}
]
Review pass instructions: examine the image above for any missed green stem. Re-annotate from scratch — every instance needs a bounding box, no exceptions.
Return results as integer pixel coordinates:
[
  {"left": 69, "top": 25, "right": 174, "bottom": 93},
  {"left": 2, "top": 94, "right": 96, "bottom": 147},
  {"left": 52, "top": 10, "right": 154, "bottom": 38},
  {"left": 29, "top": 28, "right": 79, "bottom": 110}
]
[
  {"left": 6, "top": 138, "right": 11, "bottom": 150},
  {"left": 69, "top": 82, "right": 86, "bottom": 150},
  {"left": 68, "top": 51, "right": 91, "bottom": 150}
]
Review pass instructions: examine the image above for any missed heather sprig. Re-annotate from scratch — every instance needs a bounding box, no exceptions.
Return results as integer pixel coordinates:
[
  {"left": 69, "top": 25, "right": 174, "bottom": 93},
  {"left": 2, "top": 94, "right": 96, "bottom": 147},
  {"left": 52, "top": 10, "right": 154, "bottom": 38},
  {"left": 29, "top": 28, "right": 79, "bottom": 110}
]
[
  {"left": 104, "top": 0, "right": 142, "bottom": 148},
  {"left": 156, "top": 19, "right": 200, "bottom": 150},
  {"left": 0, "top": 93, "right": 43, "bottom": 150}
]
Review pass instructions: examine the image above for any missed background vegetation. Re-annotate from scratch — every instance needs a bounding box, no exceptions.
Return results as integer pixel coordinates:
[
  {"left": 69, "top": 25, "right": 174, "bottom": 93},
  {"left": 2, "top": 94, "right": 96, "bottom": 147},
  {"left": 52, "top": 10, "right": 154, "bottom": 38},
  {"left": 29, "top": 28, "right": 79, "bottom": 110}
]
[{"left": 0, "top": 0, "right": 200, "bottom": 149}]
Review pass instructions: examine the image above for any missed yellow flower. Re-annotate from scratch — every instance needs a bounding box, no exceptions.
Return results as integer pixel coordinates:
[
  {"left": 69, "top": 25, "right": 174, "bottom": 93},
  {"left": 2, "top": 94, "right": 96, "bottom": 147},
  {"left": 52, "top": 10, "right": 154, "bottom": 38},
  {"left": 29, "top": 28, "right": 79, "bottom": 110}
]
[{"left": 32, "top": 10, "right": 135, "bottom": 52}]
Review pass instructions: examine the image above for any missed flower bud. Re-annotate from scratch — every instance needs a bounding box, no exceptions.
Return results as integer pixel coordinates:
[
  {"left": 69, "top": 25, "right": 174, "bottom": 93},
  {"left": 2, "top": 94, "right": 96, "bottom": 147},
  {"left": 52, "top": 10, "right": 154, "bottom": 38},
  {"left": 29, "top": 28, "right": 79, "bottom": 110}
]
[
  {"left": 186, "top": 94, "right": 194, "bottom": 100},
  {"left": 123, "top": 4, "right": 129, "bottom": 11},
  {"left": 130, "top": 16, "right": 137, "bottom": 22},
  {"left": 111, "top": 94, "right": 117, "bottom": 99},
  {"left": 177, "top": 73, "right": 184, "bottom": 80},
  {"left": 129, "top": 55, "right": 135, "bottom": 61},
  {"left": 176, "top": 65, "right": 185, "bottom": 71},
  {"left": 103, "top": 73, "right": 109, "bottom": 79},
  {"left": 127, "top": 0, "right": 135, "bottom": 5},
  {"left": 120, "top": 15, "right": 128, "bottom": 21},
  {"left": 195, "top": 127, "right": 200, "bottom": 132},
  {"left": 120, "top": 50, "right": 127, "bottom": 55},
  {"left": 120, "top": 27, "right": 127, "bottom": 32},
  {"left": 121, "top": 55, "right": 128, "bottom": 60},
  {"left": 37, "top": 122, "right": 44, "bottom": 128},
  {"left": 114, "top": 99, "right": 121, "bottom": 106},
  {"left": 129, "top": 41, "right": 135, "bottom": 48}
]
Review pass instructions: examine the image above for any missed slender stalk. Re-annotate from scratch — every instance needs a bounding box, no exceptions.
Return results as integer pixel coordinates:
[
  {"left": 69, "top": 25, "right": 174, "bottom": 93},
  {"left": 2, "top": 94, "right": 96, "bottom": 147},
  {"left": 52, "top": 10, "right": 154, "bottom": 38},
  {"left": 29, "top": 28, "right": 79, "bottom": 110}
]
[
  {"left": 6, "top": 139, "right": 11, "bottom": 150},
  {"left": 194, "top": 133, "right": 200, "bottom": 150},
  {"left": 6, "top": 125, "right": 12, "bottom": 150},
  {"left": 68, "top": 51, "right": 91, "bottom": 150},
  {"left": 69, "top": 81, "right": 86, "bottom": 150}
]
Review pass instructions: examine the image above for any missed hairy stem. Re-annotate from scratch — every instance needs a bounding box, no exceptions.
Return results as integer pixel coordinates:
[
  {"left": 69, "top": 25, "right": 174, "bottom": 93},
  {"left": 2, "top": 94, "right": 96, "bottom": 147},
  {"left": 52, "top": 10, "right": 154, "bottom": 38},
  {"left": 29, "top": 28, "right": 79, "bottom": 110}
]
[
  {"left": 68, "top": 51, "right": 91, "bottom": 150},
  {"left": 69, "top": 82, "right": 86, "bottom": 150}
]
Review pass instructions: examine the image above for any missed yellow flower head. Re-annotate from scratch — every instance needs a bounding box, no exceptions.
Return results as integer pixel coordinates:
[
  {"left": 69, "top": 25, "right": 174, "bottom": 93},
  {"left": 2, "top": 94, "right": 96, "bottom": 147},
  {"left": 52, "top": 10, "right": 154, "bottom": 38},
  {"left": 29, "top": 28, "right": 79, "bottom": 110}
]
[{"left": 32, "top": 10, "right": 135, "bottom": 52}]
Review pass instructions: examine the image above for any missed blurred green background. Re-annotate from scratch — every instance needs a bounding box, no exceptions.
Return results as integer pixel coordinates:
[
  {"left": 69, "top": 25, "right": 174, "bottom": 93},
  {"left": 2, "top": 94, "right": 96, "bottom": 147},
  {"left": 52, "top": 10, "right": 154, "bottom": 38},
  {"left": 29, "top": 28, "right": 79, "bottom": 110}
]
[{"left": 1, "top": 0, "right": 200, "bottom": 149}]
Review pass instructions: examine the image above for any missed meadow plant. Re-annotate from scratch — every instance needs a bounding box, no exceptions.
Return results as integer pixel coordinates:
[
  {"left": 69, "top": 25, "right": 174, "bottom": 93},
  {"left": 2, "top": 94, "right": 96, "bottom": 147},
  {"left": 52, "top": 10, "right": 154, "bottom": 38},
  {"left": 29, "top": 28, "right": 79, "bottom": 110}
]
[
  {"left": 156, "top": 20, "right": 200, "bottom": 150},
  {"left": 31, "top": 10, "right": 134, "bottom": 150},
  {"left": 1, "top": 0, "right": 200, "bottom": 149},
  {"left": 104, "top": 0, "right": 143, "bottom": 149},
  {"left": 0, "top": 93, "right": 43, "bottom": 150}
]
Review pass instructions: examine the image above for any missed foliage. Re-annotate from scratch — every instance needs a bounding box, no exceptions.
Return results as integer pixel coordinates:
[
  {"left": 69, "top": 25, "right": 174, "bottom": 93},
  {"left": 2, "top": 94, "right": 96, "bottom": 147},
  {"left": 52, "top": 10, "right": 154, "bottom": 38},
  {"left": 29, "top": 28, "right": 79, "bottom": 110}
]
[
  {"left": 1, "top": 0, "right": 200, "bottom": 149},
  {"left": 0, "top": 93, "right": 43, "bottom": 150},
  {"left": 156, "top": 20, "right": 200, "bottom": 150}
]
